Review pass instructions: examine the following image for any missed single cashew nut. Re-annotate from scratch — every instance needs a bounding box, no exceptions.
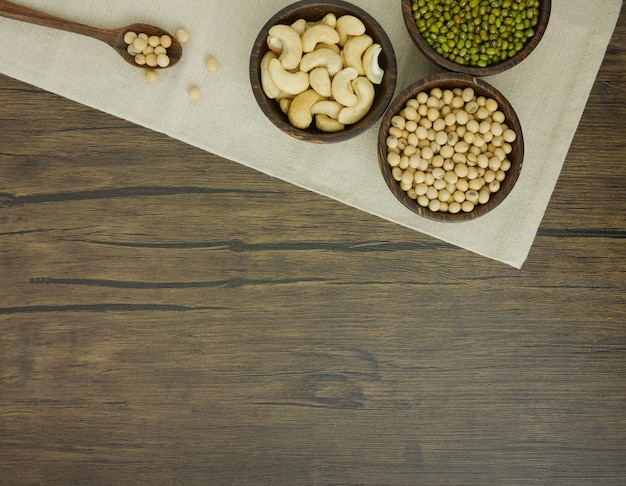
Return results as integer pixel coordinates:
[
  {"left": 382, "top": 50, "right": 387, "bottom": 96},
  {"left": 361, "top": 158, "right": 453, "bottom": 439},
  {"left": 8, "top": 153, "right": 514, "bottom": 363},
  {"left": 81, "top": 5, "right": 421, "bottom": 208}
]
[
  {"left": 299, "top": 48, "right": 344, "bottom": 76},
  {"left": 336, "top": 15, "right": 366, "bottom": 46},
  {"left": 267, "top": 25, "right": 303, "bottom": 70},
  {"left": 260, "top": 51, "right": 283, "bottom": 99},
  {"left": 301, "top": 24, "right": 340, "bottom": 52},
  {"left": 276, "top": 91, "right": 295, "bottom": 100},
  {"left": 315, "top": 114, "right": 345, "bottom": 132},
  {"left": 268, "top": 57, "right": 309, "bottom": 95},
  {"left": 288, "top": 89, "right": 325, "bottom": 129},
  {"left": 331, "top": 67, "right": 359, "bottom": 107},
  {"left": 342, "top": 34, "right": 373, "bottom": 75},
  {"left": 316, "top": 42, "right": 341, "bottom": 54},
  {"left": 279, "top": 97, "right": 292, "bottom": 114},
  {"left": 320, "top": 13, "right": 337, "bottom": 29},
  {"left": 363, "top": 43, "right": 384, "bottom": 84},
  {"left": 309, "top": 67, "right": 332, "bottom": 98},
  {"left": 267, "top": 36, "right": 282, "bottom": 55},
  {"left": 290, "top": 19, "right": 307, "bottom": 36},
  {"left": 338, "top": 76, "right": 375, "bottom": 125},
  {"left": 310, "top": 100, "right": 344, "bottom": 119}
]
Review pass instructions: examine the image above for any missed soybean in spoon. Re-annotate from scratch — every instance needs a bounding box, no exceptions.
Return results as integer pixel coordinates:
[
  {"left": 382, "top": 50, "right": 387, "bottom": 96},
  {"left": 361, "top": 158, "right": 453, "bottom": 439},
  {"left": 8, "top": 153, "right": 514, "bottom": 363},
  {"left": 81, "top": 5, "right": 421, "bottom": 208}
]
[{"left": 0, "top": 0, "right": 182, "bottom": 69}]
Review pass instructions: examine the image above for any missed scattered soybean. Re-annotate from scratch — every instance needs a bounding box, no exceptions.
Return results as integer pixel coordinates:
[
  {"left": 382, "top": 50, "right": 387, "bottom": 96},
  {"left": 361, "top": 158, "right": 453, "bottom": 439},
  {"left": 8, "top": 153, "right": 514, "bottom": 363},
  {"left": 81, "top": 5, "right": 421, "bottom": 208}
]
[{"left": 188, "top": 86, "right": 202, "bottom": 100}]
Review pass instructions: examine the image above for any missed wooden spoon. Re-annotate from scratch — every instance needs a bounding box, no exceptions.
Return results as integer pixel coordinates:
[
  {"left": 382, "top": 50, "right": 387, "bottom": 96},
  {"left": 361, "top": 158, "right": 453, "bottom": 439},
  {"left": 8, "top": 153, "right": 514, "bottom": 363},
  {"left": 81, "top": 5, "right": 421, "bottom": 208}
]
[{"left": 0, "top": 0, "right": 182, "bottom": 69}]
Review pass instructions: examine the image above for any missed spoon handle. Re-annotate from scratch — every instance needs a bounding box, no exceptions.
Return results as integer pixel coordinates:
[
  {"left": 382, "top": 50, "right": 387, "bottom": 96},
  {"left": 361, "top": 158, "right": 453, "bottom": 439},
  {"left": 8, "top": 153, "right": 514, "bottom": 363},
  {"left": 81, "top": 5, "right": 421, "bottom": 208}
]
[{"left": 0, "top": 0, "right": 115, "bottom": 44}]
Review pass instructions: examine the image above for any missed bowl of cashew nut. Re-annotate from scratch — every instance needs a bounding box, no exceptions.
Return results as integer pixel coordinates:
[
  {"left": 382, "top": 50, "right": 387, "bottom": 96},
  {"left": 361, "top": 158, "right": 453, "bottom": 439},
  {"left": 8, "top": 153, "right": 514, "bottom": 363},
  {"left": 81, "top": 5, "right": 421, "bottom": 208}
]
[{"left": 250, "top": 0, "right": 397, "bottom": 143}]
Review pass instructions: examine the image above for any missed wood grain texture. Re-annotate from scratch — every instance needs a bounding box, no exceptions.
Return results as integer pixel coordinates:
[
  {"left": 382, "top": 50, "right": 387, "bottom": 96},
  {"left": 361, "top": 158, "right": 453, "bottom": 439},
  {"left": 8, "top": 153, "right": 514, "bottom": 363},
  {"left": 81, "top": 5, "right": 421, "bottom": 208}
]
[{"left": 0, "top": 4, "right": 624, "bottom": 485}]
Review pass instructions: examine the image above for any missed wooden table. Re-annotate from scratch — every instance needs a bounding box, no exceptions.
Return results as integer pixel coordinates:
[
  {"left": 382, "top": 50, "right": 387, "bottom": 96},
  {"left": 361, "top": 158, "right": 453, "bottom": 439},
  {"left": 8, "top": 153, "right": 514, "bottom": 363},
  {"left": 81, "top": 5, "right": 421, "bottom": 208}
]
[{"left": 1, "top": 6, "right": 624, "bottom": 485}]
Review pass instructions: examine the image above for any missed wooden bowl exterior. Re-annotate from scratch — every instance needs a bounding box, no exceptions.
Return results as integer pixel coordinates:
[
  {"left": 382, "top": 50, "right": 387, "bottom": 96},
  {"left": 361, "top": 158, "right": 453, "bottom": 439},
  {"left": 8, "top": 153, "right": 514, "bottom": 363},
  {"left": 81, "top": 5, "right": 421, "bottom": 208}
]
[
  {"left": 401, "top": 0, "right": 551, "bottom": 76},
  {"left": 378, "top": 73, "right": 524, "bottom": 222},
  {"left": 250, "top": 0, "right": 397, "bottom": 143}
]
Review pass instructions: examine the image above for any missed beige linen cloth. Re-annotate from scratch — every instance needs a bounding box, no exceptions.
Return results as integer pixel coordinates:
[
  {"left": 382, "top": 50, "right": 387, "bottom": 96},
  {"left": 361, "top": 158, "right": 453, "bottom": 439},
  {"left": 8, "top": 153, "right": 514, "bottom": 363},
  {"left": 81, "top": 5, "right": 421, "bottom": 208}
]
[{"left": 0, "top": 0, "right": 622, "bottom": 268}]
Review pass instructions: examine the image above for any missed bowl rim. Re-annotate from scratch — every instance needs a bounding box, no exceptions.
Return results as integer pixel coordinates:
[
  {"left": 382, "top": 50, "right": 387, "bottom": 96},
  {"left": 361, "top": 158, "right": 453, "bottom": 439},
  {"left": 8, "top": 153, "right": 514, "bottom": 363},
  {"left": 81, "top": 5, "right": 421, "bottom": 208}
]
[
  {"left": 401, "top": 0, "right": 552, "bottom": 76},
  {"left": 249, "top": 0, "right": 398, "bottom": 143},
  {"left": 377, "top": 72, "right": 525, "bottom": 222}
]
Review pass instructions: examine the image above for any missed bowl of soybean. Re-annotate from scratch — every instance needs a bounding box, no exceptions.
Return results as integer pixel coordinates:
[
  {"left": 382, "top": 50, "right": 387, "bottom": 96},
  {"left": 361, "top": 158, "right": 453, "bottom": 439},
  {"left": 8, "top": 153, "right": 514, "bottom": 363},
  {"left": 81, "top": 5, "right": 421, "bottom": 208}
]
[
  {"left": 402, "top": 0, "right": 551, "bottom": 76},
  {"left": 378, "top": 73, "right": 524, "bottom": 222}
]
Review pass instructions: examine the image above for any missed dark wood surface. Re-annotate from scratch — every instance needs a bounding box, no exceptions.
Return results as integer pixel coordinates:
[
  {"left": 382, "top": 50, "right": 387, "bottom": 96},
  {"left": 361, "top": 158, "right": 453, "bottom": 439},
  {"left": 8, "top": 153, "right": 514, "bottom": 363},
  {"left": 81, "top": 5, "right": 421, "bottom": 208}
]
[{"left": 1, "top": 5, "right": 624, "bottom": 485}]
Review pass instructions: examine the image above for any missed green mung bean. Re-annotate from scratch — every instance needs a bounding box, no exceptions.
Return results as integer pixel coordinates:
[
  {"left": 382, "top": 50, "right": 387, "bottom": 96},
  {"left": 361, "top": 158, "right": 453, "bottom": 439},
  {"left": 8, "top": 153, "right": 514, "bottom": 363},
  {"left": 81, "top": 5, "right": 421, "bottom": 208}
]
[{"left": 411, "top": 0, "right": 541, "bottom": 67}]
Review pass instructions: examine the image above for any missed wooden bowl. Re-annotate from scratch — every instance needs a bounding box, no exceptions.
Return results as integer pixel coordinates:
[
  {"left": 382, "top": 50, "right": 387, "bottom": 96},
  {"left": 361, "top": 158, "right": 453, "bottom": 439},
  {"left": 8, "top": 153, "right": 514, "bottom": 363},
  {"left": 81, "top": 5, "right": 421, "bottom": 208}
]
[
  {"left": 378, "top": 73, "right": 524, "bottom": 222},
  {"left": 401, "top": 0, "right": 551, "bottom": 76},
  {"left": 250, "top": 0, "right": 397, "bottom": 143}
]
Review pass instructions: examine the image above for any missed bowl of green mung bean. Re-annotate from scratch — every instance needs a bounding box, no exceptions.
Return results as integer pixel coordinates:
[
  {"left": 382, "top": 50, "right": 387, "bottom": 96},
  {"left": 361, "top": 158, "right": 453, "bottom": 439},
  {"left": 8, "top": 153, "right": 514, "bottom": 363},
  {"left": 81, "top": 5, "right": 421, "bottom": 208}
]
[{"left": 402, "top": 0, "right": 551, "bottom": 76}]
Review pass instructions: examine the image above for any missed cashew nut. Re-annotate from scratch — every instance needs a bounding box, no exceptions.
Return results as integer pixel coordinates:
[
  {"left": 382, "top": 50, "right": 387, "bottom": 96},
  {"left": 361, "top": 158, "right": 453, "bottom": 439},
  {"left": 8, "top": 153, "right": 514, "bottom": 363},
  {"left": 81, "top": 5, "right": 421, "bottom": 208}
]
[
  {"left": 310, "top": 100, "right": 344, "bottom": 119},
  {"left": 315, "top": 115, "right": 345, "bottom": 132},
  {"left": 363, "top": 43, "right": 384, "bottom": 84},
  {"left": 268, "top": 57, "right": 309, "bottom": 95},
  {"left": 336, "top": 15, "right": 366, "bottom": 46},
  {"left": 342, "top": 34, "right": 373, "bottom": 75},
  {"left": 267, "top": 25, "right": 303, "bottom": 70},
  {"left": 275, "top": 90, "right": 296, "bottom": 100},
  {"left": 288, "top": 89, "right": 325, "bottom": 129},
  {"left": 316, "top": 42, "right": 341, "bottom": 54},
  {"left": 279, "top": 97, "right": 292, "bottom": 114},
  {"left": 331, "top": 67, "right": 359, "bottom": 107},
  {"left": 301, "top": 24, "right": 340, "bottom": 53},
  {"left": 338, "top": 76, "right": 375, "bottom": 125},
  {"left": 309, "top": 67, "right": 332, "bottom": 98},
  {"left": 320, "top": 13, "right": 337, "bottom": 29},
  {"left": 300, "top": 48, "right": 344, "bottom": 76},
  {"left": 260, "top": 51, "right": 283, "bottom": 99},
  {"left": 267, "top": 36, "right": 282, "bottom": 55},
  {"left": 290, "top": 19, "right": 307, "bottom": 36}
]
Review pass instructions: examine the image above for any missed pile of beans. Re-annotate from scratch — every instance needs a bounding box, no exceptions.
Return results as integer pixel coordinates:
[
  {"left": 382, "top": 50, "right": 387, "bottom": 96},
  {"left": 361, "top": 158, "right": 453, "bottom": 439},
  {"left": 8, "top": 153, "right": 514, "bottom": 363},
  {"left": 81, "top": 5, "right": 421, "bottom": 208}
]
[
  {"left": 411, "top": 0, "right": 541, "bottom": 67},
  {"left": 124, "top": 31, "right": 173, "bottom": 68},
  {"left": 127, "top": 27, "right": 217, "bottom": 97},
  {"left": 384, "top": 85, "right": 516, "bottom": 214}
]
